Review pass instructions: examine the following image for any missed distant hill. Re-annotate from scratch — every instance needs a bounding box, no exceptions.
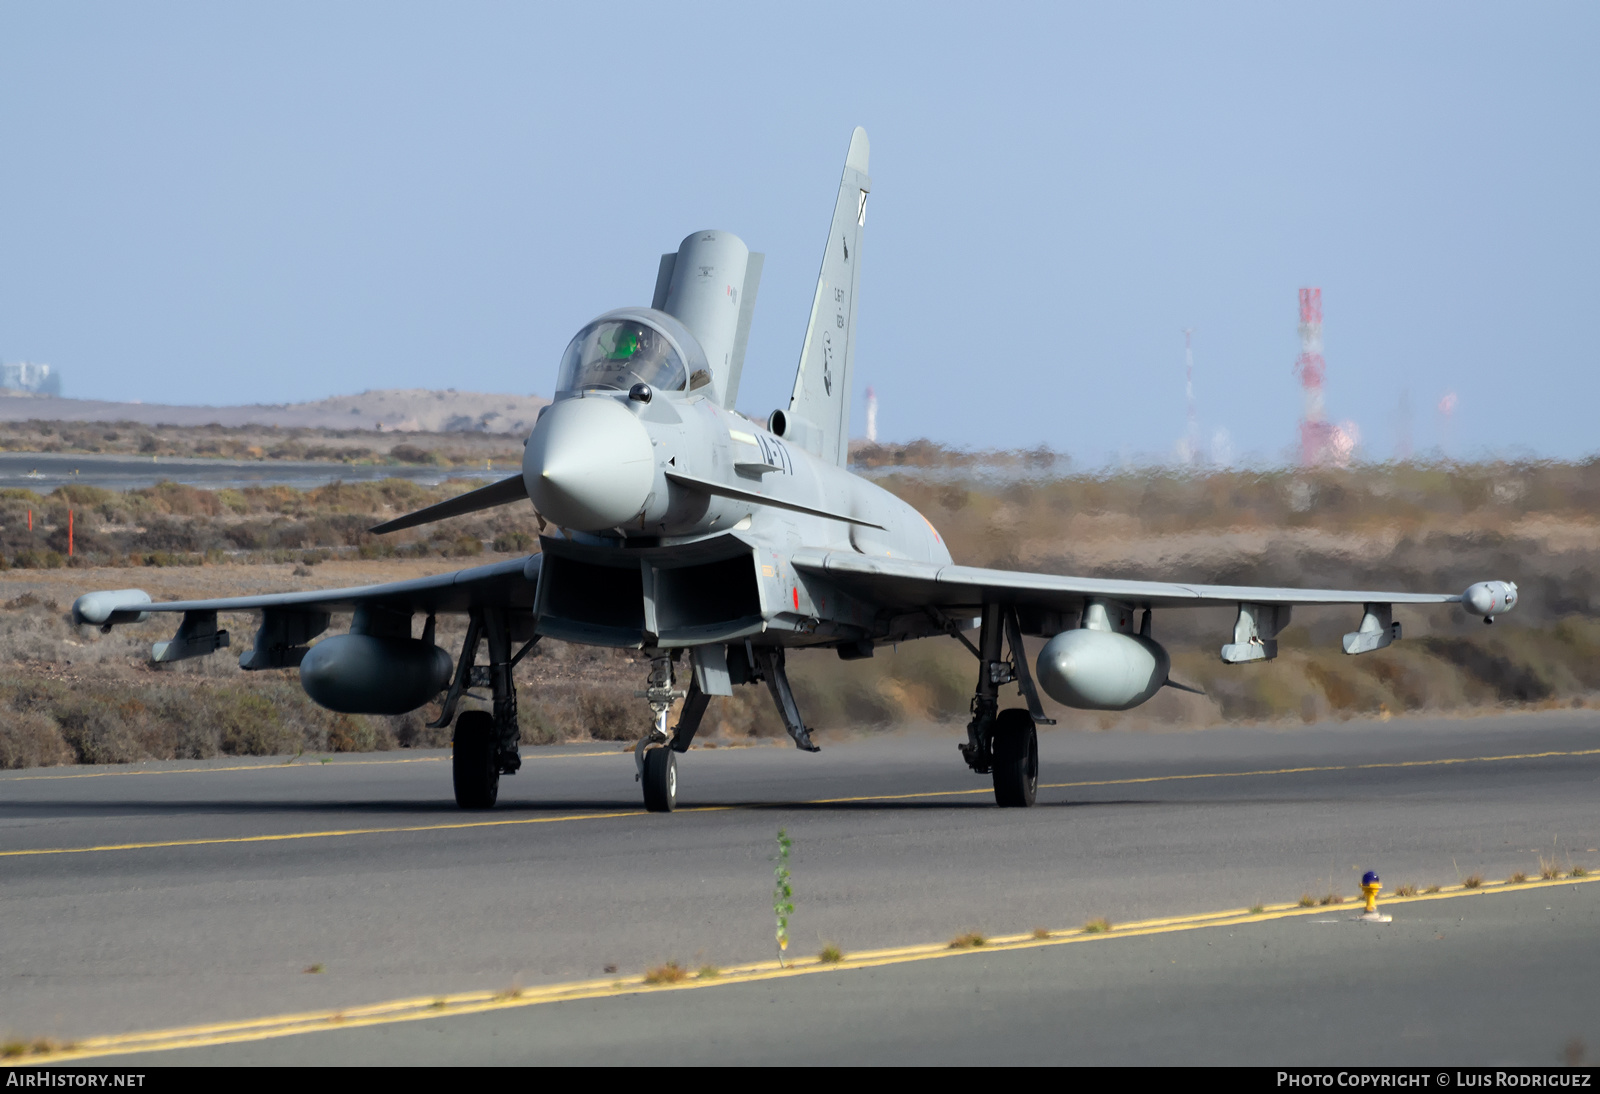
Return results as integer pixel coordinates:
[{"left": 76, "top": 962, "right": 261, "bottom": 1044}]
[{"left": 0, "top": 388, "right": 549, "bottom": 434}]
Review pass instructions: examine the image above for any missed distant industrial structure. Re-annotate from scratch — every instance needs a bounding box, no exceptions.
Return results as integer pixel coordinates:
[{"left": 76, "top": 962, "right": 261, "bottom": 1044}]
[
  {"left": 1293, "top": 288, "right": 1356, "bottom": 467},
  {"left": 863, "top": 385, "right": 878, "bottom": 443},
  {"left": 0, "top": 361, "right": 59, "bottom": 396},
  {"left": 1437, "top": 390, "right": 1457, "bottom": 458}
]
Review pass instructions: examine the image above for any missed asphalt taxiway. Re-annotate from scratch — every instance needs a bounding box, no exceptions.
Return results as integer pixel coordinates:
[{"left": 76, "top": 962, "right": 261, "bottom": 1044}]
[{"left": 4, "top": 711, "right": 1598, "bottom": 1064}]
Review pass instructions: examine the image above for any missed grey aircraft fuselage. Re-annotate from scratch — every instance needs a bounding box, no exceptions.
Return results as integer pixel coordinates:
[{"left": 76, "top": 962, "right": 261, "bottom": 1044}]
[{"left": 521, "top": 379, "right": 949, "bottom": 654}]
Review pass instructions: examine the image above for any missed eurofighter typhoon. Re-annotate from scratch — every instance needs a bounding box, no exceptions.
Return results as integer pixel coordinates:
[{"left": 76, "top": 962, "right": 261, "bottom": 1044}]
[{"left": 73, "top": 129, "right": 1519, "bottom": 812}]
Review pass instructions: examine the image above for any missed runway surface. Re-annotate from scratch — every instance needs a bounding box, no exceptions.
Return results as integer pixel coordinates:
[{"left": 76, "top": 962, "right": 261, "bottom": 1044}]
[{"left": 4, "top": 710, "right": 1599, "bottom": 1064}]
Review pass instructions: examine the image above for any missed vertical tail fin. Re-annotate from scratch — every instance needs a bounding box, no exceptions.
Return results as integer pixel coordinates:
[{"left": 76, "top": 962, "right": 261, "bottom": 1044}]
[{"left": 782, "top": 127, "right": 870, "bottom": 466}]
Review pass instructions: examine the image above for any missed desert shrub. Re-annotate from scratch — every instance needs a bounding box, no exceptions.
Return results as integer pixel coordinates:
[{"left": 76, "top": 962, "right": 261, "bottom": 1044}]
[
  {"left": 12, "top": 550, "right": 64, "bottom": 570},
  {"left": 390, "top": 713, "right": 451, "bottom": 749},
  {"left": 574, "top": 683, "right": 638, "bottom": 740},
  {"left": 50, "top": 693, "right": 153, "bottom": 764},
  {"left": 51, "top": 484, "right": 115, "bottom": 508},
  {"left": 1418, "top": 636, "right": 1554, "bottom": 704},
  {"left": 705, "top": 685, "right": 784, "bottom": 738},
  {"left": 0, "top": 710, "right": 73, "bottom": 769},
  {"left": 204, "top": 685, "right": 312, "bottom": 755},
  {"left": 493, "top": 530, "right": 535, "bottom": 553},
  {"left": 133, "top": 481, "right": 223, "bottom": 517},
  {"left": 139, "top": 687, "right": 222, "bottom": 759},
  {"left": 389, "top": 444, "right": 441, "bottom": 465},
  {"left": 327, "top": 713, "right": 394, "bottom": 752}
]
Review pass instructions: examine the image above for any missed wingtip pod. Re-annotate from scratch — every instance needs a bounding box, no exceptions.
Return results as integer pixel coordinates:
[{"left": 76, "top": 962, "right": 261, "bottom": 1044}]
[
  {"left": 1462, "top": 581, "right": 1518, "bottom": 623},
  {"left": 846, "top": 127, "right": 869, "bottom": 174},
  {"left": 71, "top": 588, "right": 152, "bottom": 628}
]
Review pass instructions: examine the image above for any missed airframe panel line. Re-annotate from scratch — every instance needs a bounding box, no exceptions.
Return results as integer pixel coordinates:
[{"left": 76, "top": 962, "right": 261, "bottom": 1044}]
[
  {"left": 4, "top": 747, "right": 1596, "bottom": 859},
  {"left": 29, "top": 874, "right": 1600, "bottom": 1065}
]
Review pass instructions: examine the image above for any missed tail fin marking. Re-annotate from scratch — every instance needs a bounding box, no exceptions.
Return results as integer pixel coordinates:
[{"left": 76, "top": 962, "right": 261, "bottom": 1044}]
[{"left": 785, "top": 127, "right": 871, "bottom": 466}]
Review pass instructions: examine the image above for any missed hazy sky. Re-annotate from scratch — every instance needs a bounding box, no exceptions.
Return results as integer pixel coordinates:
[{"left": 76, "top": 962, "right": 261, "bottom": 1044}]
[{"left": 2, "top": 3, "right": 1596, "bottom": 466}]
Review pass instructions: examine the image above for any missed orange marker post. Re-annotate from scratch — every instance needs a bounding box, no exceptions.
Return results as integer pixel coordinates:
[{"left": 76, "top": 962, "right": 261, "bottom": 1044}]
[{"left": 68, "top": 510, "right": 74, "bottom": 557}]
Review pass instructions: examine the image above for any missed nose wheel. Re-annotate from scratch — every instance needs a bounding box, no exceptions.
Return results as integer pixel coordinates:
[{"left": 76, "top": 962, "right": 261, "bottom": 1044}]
[{"left": 641, "top": 746, "right": 677, "bottom": 812}]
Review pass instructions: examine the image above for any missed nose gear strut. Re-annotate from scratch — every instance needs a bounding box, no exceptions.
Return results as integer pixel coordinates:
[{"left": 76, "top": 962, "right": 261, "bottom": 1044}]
[
  {"left": 637, "top": 652, "right": 712, "bottom": 813},
  {"left": 634, "top": 653, "right": 686, "bottom": 781}
]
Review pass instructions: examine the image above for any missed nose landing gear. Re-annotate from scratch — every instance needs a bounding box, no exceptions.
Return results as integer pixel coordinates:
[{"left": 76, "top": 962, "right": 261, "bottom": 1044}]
[{"left": 635, "top": 653, "right": 711, "bottom": 813}]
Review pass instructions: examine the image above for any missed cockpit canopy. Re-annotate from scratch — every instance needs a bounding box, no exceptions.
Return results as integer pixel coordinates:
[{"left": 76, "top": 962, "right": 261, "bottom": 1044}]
[{"left": 555, "top": 309, "right": 706, "bottom": 395}]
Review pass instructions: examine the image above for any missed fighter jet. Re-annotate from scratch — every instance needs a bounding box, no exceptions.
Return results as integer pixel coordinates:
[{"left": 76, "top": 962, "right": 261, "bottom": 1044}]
[{"left": 73, "top": 128, "right": 1518, "bottom": 812}]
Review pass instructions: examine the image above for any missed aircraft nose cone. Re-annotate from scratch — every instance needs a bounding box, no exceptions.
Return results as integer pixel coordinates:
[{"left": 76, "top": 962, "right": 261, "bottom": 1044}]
[{"left": 523, "top": 396, "right": 655, "bottom": 531}]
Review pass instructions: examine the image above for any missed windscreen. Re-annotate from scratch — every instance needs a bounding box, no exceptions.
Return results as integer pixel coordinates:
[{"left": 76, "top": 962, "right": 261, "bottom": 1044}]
[{"left": 555, "top": 319, "right": 687, "bottom": 393}]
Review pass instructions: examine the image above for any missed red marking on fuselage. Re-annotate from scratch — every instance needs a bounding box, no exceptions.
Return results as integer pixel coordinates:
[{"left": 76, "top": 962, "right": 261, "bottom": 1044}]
[{"left": 793, "top": 587, "right": 800, "bottom": 610}]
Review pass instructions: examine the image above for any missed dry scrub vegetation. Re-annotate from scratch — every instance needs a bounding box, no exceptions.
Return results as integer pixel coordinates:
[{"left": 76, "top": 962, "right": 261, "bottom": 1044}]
[
  {"left": 3, "top": 449, "right": 1600, "bottom": 768},
  {"left": 0, "top": 418, "right": 522, "bottom": 468}
]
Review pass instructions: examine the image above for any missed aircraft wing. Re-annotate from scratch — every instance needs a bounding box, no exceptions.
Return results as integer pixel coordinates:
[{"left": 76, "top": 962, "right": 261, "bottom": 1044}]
[
  {"left": 73, "top": 557, "right": 543, "bottom": 665},
  {"left": 790, "top": 551, "right": 1463, "bottom": 612},
  {"left": 791, "top": 550, "right": 1515, "bottom": 660},
  {"left": 76, "top": 557, "right": 539, "bottom": 620}
]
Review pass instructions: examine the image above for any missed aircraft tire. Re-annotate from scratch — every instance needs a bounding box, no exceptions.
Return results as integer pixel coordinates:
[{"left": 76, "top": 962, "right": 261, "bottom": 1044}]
[
  {"left": 991, "top": 708, "right": 1038, "bottom": 808},
  {"left": 641, "top": 747, "right": 677, "bottom": 813},
  {"left": 453, "top": 710, "right": 500, "bottom": 809}
]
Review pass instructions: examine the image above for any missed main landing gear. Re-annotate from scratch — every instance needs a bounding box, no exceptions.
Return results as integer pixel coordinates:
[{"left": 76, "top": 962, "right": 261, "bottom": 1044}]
[
  {"left": 434, "top": 609, "right": 537, "bottom": 810},
  {"left": 634, "top": 644, "right": 820, "bottom": 813},
  {"left": 990, "top": 708, "right": 1038, "bottom": 807},
  {"left": 954, "top": 603, "right": 1052, "bottom": 808}
]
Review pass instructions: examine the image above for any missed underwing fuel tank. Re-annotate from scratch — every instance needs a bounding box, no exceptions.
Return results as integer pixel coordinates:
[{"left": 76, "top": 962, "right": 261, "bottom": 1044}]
[
  {"left": 299, "top": 635, "right": 453, "bottom": 715},
  {"left": 1035, "top": 629, "right": 1171, "bottom": 711}
]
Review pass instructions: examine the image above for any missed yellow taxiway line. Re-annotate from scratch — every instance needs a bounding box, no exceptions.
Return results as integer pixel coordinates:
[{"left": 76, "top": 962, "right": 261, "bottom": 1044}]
[
  {"left": 813, "top": 746, "right": 1600, "bottom": 803},
  {"left": 4, "top": 746, "right": 1596, "bottom": 859},
  {"left": 21, "top": 873, "right": 1598, "bottom": 1064}
]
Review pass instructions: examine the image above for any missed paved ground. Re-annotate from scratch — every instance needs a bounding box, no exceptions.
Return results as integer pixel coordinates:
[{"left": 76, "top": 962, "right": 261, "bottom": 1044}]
[
  {"left": 4, "top": 710, "right": 1598, "bottom": 1063},
  {"left": 125, "top": 882, "right": 1600, "bottom": 1066}
]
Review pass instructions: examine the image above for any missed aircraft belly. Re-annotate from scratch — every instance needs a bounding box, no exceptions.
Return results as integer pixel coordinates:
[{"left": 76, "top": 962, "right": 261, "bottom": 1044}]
[{"left": 533, "top": 534, "right": 787, "bottom": 650}]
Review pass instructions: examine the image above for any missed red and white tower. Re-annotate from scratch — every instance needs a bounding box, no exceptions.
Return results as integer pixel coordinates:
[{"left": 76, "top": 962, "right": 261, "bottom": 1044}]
[{"left": 1294, "top": 288, "right": 1334, "bottom": 465}]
